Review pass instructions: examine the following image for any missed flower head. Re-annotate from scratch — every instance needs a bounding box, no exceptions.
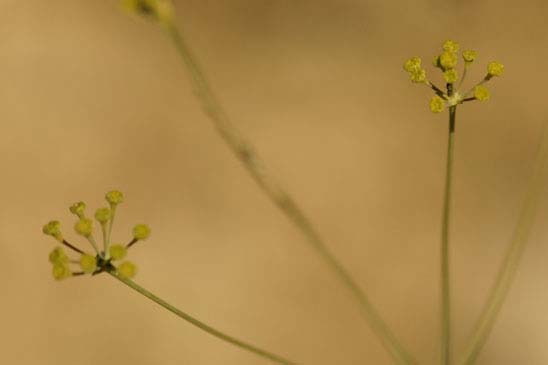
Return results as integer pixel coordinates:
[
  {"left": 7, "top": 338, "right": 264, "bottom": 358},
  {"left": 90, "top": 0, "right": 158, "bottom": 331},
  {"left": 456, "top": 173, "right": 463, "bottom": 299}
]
[
  {"left": 404, "top": 57, "right": 422, "bottom": 73},
  {"left": 443, "top": 40, "right": 460, "bottom": 53},
  {"left": 474, "top": 85, "right": 490, "bottom": 101},
  {"left": 95, "top": 208, "right": 112, "bottom": 225},
  {"left": 106, "top": 190, "right": 124, "bottom": 206},
  {"left": 52, "top": 263, "right": 72, "bottom": 281},
  {"left": 443, "top": 69, "right": 458, "bottom": 83},
  {"left": 42, "top": 190, "right": 151, "bottom": 281},
  {"left": 133, "top": 224, "right": 151, "bottom": 240},
  {"left": 43, "top": 220, "right": 63, "bottom": 242},
  {"left": 80, "top": 254, "right": 98, "bottom": 273},
  {"left": 404, "top": 57, "right": 427, "bottom": 83},
  {"left": 69, "top": 202, "right": 86, "bottom": 218},
  {"left": 49, "top": 247, "right": 69, "bottom": 265},
  {"left": 439, "top": 51, "right": 457, "bottom": 70},
  {"left": 75, "top": 218, "right": 93, "bottom": 237},
  {"left": 487, "top": 61, "right": 504, "bottom": 77},
  {"left": 430, "top": 95, "right": 446, "bottom": 113},
  {"left": 109, "top": 244, "right": 128, "bottom": 260},
  {"left": 462, "top": 50, "right": 477, "bottom": 63},
  {"left": 118, "top": 261, "right": 138, "bottom": 279},
  {"left": 403, "top": 40, "right": 503, "bottom": 113},
  {"left": 409, "top": 68, "right": 427, "bottom": 83}
]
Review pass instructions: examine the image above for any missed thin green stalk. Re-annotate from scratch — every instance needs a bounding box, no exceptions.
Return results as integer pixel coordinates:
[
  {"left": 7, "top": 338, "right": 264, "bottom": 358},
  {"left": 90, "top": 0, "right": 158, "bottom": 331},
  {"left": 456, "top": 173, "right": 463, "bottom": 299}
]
[
  {"left": 441, "top": 105, "right": 456, "bottom": 365},
  {"left": 162, "top": 23, "right": 416, "bottom": 365},
  {"left": 107, "top": 270, "right": 298, "bottom": 365},
  {"left": 458, "top": 124, "right": 548, "bottom": 365},
  {"left": 87, "top": 234, "right": 101, "bottom": 256},
  {"left": 105, "top": 205, "right": 117, "bottom": 260}
]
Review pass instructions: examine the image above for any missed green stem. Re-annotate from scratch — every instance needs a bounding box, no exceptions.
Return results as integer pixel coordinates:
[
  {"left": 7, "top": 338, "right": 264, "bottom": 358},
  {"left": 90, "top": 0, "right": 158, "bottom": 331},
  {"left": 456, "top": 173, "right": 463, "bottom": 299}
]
[
  {"left": 105, "top": 205, "right": 117, "bottom": 260},
  {"left": 107, "top": 270, "right": 298, "bottom": 365},
  {"left": 161, "top": 23, "right": 416, "bottom": 365},
  {"left": 87, "top": 234, "right": 101, "bottom": 256},
  {"left": 441, "top": 105, "right": 456, "bottom": 365},
  {"left": 458, "top": 124, "right": 548, "bottom": 365}
]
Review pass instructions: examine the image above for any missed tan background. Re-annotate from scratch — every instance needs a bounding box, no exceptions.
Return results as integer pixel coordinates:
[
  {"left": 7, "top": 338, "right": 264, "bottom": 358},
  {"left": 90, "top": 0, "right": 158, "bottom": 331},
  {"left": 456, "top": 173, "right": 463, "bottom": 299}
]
[{"left": 2, "top": 0, "right": 548, "bottom": 364}]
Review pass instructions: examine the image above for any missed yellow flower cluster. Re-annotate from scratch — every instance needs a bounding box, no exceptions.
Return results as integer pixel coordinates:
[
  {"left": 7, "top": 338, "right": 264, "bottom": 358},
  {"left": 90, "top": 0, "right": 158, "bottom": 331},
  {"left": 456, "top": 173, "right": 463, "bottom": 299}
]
[
  {"left": 42, "top": 190, "right": 151, "bottom": 281},
  {"left": 403, "top": 40, "right": 504, "bottom": 113},
  {"left": 403, "top": 57, "right": 427, "bottom": 83}
]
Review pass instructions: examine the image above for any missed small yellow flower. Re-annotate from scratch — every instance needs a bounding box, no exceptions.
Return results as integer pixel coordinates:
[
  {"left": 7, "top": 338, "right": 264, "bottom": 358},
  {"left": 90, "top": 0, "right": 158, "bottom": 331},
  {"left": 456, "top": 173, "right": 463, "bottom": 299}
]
[
  {"left": 43, "top": 220, "right": 63, "bottom": 242},
  {"left": 80, "top": 254, "right": 98, "bottom": 273},
  {"left": 462, "top": 50, "right": 477, "bottom": 63},
  {"left": 49, "top": 247, "right": 69, "bottom": 265},
  {"left": 117, "top": 261, "right": 137, "bottom": 279},
  {"left": 443, "top": 69, "right": 458, "bottom": 83},
  {"left": 95, "top": 207, "right": 112, "bottom": 224},
  {"left": 74, "top": 218, "right": 93, "bottom": 237},
  {"left": 409, "top": 68, "right": 427, "bottom": 83},
  {"left": 442, "top": 40, "right": 460, "bottom": 53},
  {"left": 69, "top": 202, "right": 86, "bottom": 218},
  {"left": 133, "top": 224, "right": 151, "bottom": 240},
  {"left": 430, "top": 95, "right": 446, "bottom": 113},
  {"left": 403, "top": 57, "right": 422, "bottom": 73},
  {"left": 109, "top": 244, "right": 128, "bottom": 260},
  {"left": 105, "top": 190, "right": 124, "bottom": 206},
  {"left": 474, "top": 85, "right": 490, "bottom": 101},
  {"left": 487, "top": 61, "right": 504, "bottom": 77},
  {"left": 439, "top": 51, "right": 457, "bottom": 70},
  {"left": 52, "top": 263, "right": 72, "bottom": 281}
]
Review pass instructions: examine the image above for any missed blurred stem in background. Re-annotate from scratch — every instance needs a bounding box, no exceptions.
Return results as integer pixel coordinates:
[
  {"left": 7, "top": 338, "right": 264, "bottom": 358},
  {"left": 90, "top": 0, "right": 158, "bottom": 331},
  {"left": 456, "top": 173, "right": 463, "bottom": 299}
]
[
  {"left": 458, "top": 124, "right": 548, "bottom": 365},
  {"left": 108, "top": 270, "right": 298, "bottom": 365},
  {"left": 161, "top": 19, "right": 417, "bottom": 365}
]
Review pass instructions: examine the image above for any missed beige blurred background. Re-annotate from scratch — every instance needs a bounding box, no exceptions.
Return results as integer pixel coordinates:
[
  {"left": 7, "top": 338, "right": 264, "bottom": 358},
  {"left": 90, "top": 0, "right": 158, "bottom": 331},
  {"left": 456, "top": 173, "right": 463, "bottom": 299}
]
[{"left": 2, "top": 0, "right": 548, "bottom": 364}]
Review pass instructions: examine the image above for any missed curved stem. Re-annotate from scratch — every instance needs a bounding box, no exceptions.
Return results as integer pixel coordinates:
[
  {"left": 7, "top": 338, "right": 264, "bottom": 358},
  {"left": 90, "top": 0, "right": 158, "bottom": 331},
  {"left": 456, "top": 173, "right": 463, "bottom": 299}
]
[
  {"left": 458, "top": 124, "right": 548, "bottom": 365},
  {"left": 441, "top": 105, "right": 456, "bottom": 365},
  {"left": 107, "top": 270, "right": 298, "bottom": 365},
  {"left": 161, "top": 22, "right": 416, "bottom": 365}
]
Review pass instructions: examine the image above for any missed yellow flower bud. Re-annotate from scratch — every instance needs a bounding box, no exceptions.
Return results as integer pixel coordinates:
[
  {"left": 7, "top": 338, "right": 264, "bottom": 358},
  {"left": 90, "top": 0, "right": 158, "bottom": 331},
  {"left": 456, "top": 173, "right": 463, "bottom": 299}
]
[
  {"left": 443, "top": 69, "right": 458, "bottom": 83},
  {"left": 133, "top": 224, "right": 151, "bottom": 240},
  {"left": 462, "top": 50, "right": 477, "bottom": 63},
  {"left": 74, "top": 218, "right": 93, "bottom": 237},
  {"left": 432, "top": 55, "right": 441, "bottom": 68},
  {"left": 105, "top": 190, "right": 124, "bottom": 206},
  {"left": 409, "top": 68, "right": 426, "bottom": 83},
  {"left": 439, "top": 51, "right": 457, "bottom": 70},
  {"left": 43, "top": 220, "right": 63, "bottom": 242},
  {"left": 442, "top": 40, "right": 460, "bottom": 53},
  {"left": 474, "top": 85, "right": 490, "bottom": 101},
  {"left": 487, "top": 61, "right": 504, "bottom": 77},
  {"left": 52, "top": 263, "right": 72, "bottom": 281},
  {"left": 69, "top": 201, "right": 86, "bottom": 218},
  {"left": 80, "top": 254, "right": 98, "bottom": 273},
  {"left": 94, "top": 207, "right": 112, "bottom": 225},
  {"left": 430, "top": 95, "right": 445, "bottom": 113},
  {"left": 117, "top": 261, "right": 137, "bottom": 279},
  {"left": 49, "top": 247, "right": 69, "bottom": 265},
  {"left": 109, "top": 244, "right": 127, "bottom": 260},
  {"left": 403, "top": 57, "right": 422, "bottom": 73}
]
